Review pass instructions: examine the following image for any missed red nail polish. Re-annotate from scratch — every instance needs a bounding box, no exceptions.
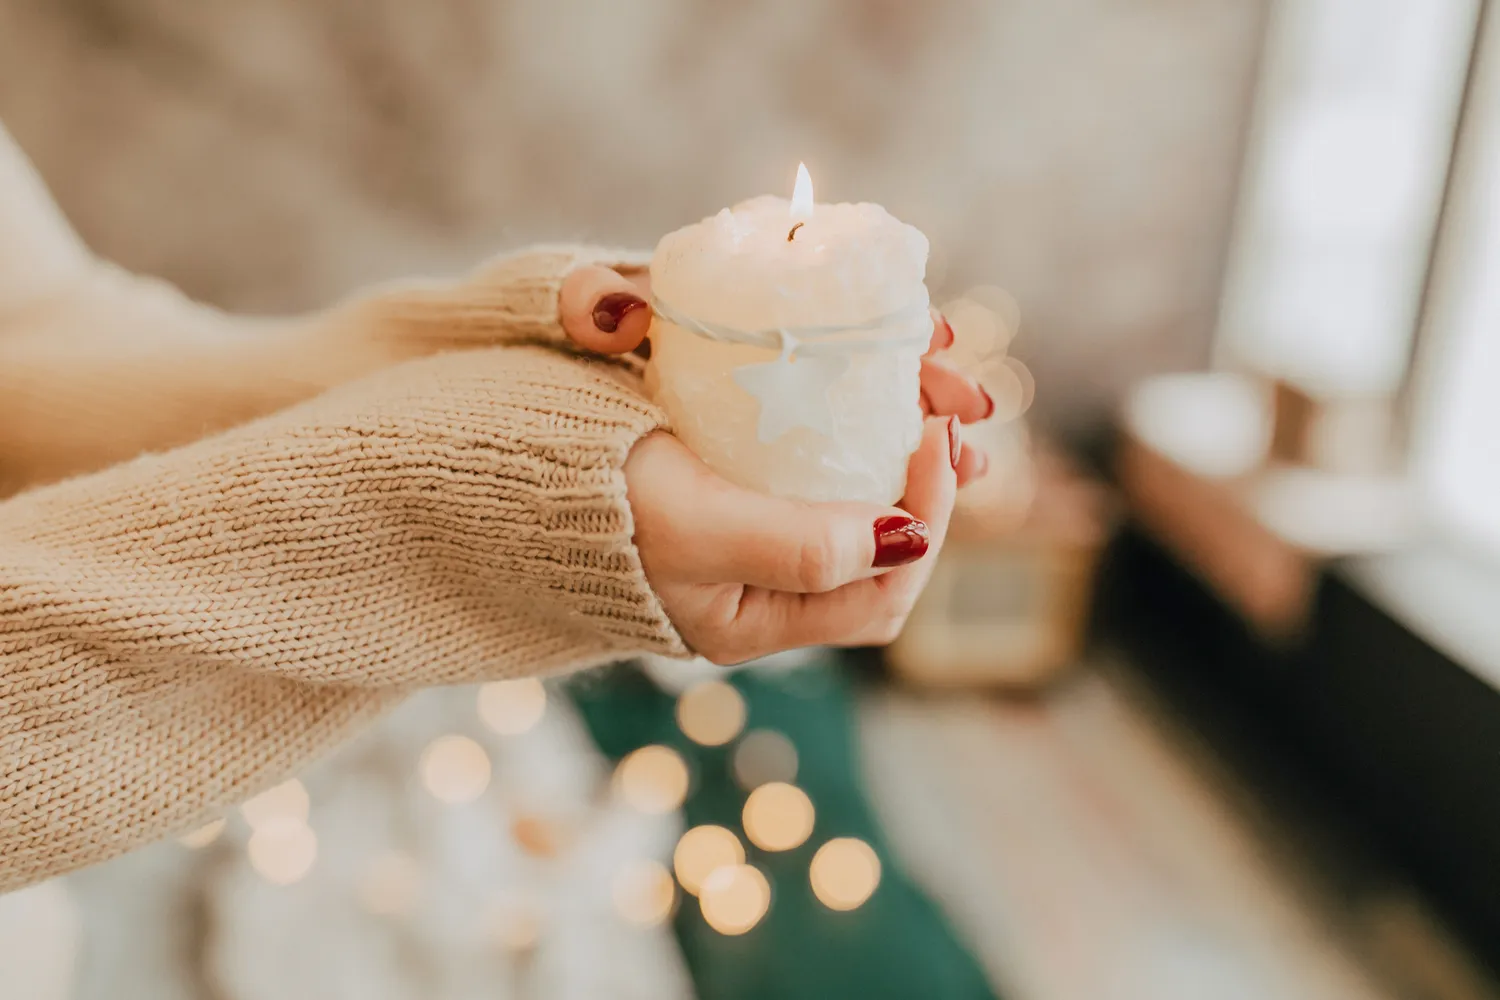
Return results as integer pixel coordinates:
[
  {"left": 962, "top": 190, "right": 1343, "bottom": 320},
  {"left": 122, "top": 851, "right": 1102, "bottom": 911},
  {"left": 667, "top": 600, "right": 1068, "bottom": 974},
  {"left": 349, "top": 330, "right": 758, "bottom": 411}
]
[
  {"left": 873, "top": 515, "right": 930, "bottom": 568},
  {"left": 593, "top": 292, "right": 647, "bottom": 333},
  {"left": 938, "top": 314, "right": 955, "bottom": 350},
  {"left": 948, "top": 416, "right": 962, "bottom": 470},
  {"left": 979, "top": 384, "right": 995, "bottom": 420}
]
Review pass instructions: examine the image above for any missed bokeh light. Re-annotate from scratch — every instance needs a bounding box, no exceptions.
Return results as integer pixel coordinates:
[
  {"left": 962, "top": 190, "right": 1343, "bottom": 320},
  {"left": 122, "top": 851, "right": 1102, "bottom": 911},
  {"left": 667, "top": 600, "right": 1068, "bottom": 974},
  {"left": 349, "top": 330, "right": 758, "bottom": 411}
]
[
  {"left": 357, "top": 850, "right": 422, "bottom": 917},
  {"left": 611, "top": 859, "right": 677, "bottom": 928},
  {"left": 511, "top": 814, "right": 565, "bottom": 859},
  {"left": 731, "top": 729, "right": 799, "bottom": 790},
  {"left": 240, "top": 779, "right": 309, "bottom": 829},
  {"left": 742, "top": 782, "right": 815, "bottom": 852},
  {"left": 675, "top": 680, "right": 747, "bottom": 747},
  {"left": 672, "top": 824, "right": 745, "bottom": 896},
  {"left": 698, "top": 864, "right": 771, "bottom": 936},
  {"left": 809, "top": 837, "right": 881, "bottom": 911},
  {"left": 613, "top": 745, "right": 691, "bottom": 814},
  {"left": 177, "top": 817, "right": 226, "bottom": 849},
  {"left": 247, "top": 819, "right": 317, "bottom": 886},
  {"left": 485, "top": 897, "right": 541, "bottom": 952},
  {"left": 477, "top": 678, "right": 547, "bottom": 736},
  {"left": 419, "top": 734, "right": 491, "bottom": 804}
]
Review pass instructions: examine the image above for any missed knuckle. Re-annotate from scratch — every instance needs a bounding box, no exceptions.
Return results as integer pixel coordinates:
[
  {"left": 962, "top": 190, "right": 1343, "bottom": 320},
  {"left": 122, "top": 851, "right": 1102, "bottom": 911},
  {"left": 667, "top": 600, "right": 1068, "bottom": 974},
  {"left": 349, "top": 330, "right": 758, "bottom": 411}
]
[{"left": 792, "top": 531, "right": 844, "bottom": 593}]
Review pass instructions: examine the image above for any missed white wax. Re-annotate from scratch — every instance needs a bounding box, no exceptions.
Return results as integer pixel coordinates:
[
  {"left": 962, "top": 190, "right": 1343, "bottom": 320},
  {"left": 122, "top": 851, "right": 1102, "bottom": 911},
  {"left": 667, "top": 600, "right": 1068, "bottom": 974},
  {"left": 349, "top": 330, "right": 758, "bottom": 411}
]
[{"left": 649, "top": 195, "right": 930, "bottom": 504}]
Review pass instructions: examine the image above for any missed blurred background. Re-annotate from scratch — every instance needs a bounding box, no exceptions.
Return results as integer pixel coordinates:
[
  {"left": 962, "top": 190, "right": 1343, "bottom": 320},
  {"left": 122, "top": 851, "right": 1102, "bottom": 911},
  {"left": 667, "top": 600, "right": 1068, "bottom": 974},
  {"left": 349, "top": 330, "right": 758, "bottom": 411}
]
[{"left": 3, "top": 0, "right": 1500, "bottom": 998}]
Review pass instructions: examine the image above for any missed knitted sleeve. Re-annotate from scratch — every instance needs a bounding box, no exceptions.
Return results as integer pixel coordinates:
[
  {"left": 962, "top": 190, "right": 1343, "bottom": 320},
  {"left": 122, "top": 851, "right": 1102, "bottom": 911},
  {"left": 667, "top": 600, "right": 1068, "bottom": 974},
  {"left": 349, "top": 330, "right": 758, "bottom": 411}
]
[
  {"left": 0, "top": 243, "right": 649, "bottom": 492},
  {"left": 0, "top": 345, "right": 689, "bottom": 891}
]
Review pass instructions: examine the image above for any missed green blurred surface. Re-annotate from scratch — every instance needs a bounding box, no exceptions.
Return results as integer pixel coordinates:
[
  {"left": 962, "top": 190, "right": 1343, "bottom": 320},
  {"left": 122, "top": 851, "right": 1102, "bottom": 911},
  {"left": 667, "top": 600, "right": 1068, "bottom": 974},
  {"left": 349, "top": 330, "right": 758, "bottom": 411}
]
[{"left": 569, "top": 658, "right": 998, "bottom": 1000}]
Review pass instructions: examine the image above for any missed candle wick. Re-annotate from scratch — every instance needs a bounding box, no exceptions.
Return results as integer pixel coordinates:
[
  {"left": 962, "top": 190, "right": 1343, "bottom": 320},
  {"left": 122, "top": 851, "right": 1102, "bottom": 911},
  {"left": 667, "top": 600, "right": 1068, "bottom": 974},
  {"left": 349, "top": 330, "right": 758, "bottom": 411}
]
[{"left": 787, "top": 221, "right": 805, "bottom": 242}]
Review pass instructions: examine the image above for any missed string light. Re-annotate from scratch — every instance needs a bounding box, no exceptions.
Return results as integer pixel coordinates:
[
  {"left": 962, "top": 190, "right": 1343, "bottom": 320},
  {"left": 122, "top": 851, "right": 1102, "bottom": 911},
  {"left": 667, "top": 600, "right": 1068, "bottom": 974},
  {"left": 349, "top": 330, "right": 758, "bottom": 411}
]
[
  {"left": 247, "top": 818, "right": 317, "bottom": 886},
  {"left": 240, "top": 779, "right": 309, "bottom": 829},
  {"left": 419, "top": 734, "right": 491, "bottom": 804},
  {"left": 675, "top": 680, "right": 747, "bottom": 747},
  {"left": 611, "top": 859, "right": 677, "bottom": 928},
  {"left": 672, "top": 825, "right": 745, "bottom": 896},
  {"left": 742, "top": 782, "right": 815, "bottom": 852},
  {"left": 698, "top": 864, "right": 771, "bottom": 936},
  {"left": 809, "top": 838, "right": 881, "bottom": 911},
  {"left": 477, "top": 678, "right": 547, "bottom": 735},
  {"left": 178, "top": 818, "right": 226, "bottom": 849},
  {"left": 732, "top": 729, "right": 799, "bottom": 790},
  {"left": 613, "top": 745, "right": 690, "bottom": 814},
  {"left": 358, "top": 850, "right": 422, "bottom": 917}
]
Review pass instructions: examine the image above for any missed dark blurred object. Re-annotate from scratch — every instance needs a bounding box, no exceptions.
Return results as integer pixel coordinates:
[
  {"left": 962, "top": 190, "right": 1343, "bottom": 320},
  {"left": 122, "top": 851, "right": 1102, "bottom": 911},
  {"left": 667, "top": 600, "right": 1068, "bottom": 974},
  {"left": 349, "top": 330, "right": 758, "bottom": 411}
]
[{"left": 887, "top": 433, "right": 1113, "bottom": 691}]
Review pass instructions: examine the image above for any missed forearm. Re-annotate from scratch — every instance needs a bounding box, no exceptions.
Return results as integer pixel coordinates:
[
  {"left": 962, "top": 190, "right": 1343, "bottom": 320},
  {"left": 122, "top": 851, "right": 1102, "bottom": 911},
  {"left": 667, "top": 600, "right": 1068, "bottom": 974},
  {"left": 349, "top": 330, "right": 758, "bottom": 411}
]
[
  {"left": 0, "top": 246, "right": 644, "bottom": 493},
  {"left": 0, "top": 345, "right": 685, "bottom": 890}
]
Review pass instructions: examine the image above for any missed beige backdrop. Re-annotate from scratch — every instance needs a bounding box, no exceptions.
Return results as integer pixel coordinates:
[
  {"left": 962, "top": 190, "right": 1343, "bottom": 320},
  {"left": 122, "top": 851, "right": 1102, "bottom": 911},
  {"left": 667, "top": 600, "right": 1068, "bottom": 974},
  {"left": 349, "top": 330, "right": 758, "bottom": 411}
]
[{"left": 0, "top": 0, "right": 1265, "bottom": 431}]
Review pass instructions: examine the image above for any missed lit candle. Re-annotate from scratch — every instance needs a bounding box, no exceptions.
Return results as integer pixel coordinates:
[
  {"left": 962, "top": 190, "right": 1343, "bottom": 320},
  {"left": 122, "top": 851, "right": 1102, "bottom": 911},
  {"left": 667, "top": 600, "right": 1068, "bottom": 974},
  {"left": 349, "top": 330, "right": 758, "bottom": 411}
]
[{"left": 647, "top": 164, "right": 930, "bottom": 504}]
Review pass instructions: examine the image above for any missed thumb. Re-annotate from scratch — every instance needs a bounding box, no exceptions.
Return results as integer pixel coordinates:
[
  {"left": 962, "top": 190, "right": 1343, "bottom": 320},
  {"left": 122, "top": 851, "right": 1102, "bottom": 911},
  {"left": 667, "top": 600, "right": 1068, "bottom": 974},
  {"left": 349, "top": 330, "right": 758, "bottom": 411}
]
[{"left": 559, "top": 265, "right": 651, "bottom": 354}]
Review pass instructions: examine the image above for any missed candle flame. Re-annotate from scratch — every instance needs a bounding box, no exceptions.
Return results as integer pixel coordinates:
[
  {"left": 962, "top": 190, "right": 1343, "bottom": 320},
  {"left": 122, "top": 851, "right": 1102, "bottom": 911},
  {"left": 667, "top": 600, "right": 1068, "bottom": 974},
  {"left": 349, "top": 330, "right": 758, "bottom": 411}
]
[{"left": 791, "top": 162, "right": 814, "bottom": 218}]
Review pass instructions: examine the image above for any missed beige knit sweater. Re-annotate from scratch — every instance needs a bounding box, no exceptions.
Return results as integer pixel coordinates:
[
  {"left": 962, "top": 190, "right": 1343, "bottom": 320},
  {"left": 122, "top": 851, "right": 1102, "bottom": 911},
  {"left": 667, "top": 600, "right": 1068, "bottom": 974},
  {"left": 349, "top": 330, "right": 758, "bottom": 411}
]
[{"left": 0, "top": 124, "right": 686, "bottom": 890}]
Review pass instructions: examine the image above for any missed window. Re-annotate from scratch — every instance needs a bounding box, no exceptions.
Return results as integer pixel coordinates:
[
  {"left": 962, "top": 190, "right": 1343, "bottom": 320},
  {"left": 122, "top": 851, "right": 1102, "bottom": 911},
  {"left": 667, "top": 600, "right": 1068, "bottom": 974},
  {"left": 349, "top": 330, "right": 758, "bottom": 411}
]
[
  {"left": 1214, "top": 0, "right": 1477, "bottom": 395},
  {"left": 1411, "top": 4, "right": 1500, "bottom": 560}
]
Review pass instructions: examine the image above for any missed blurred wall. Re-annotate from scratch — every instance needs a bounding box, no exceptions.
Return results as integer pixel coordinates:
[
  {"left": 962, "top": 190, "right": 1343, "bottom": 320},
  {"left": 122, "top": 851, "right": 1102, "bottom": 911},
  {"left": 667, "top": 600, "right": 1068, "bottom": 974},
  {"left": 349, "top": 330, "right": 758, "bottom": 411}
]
[{"left": 0, "top": 0, "right": 1265, "bottom": 431}]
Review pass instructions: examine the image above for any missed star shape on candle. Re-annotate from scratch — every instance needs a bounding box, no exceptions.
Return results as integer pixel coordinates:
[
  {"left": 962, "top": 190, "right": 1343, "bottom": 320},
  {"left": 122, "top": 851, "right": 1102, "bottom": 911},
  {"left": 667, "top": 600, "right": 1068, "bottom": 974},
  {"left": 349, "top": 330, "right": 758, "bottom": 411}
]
[{"left": 732, "top": 346, "right": 851, "bottom": 444}]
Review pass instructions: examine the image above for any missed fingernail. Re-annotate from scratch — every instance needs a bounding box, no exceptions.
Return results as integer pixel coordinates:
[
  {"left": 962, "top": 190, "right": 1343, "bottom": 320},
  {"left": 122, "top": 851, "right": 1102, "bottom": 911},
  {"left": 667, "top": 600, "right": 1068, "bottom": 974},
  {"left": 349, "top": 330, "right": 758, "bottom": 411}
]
[
  {"left": 979, "top": 384, "right": 996, "bottom": 420},
  {"left": 873, "top": 515, "right": 930, "bottom": 568},
  {"left": 593, "top": 292, "right": 647, "bottom": 333},
  {"left": 949, "top": 416, "right": 963, "bottom": 470},
  {"left": 938, "top": 314, "right": 955, "bottom": 350}
]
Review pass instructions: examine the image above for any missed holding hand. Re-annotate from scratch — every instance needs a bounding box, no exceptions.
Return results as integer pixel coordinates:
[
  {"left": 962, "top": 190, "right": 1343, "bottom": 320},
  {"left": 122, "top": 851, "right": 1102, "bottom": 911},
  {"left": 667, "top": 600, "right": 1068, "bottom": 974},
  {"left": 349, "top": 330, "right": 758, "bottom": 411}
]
[{"left": 555, "top": 264, "right": 994, "bottom": 663}]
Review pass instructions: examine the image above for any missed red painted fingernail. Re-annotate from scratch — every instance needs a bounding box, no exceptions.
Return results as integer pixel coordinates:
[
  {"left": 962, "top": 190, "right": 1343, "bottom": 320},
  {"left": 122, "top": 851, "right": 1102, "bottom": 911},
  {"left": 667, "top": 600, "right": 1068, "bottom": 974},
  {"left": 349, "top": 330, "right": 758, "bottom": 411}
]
[
  {"left": 949, "top": 416, "right": 963, "bottom": 470},
  {"left": 593, "top": 292, "right": 647, "bottom": 333},
  {"left": 979, "top": 384, "right": 996, "bottom": 420},
  {"left": 873, "top": 515, "right": 930, "bottom": 568},
  {"left": 937, "top": 314, "right": 955, "bottom": 350}
]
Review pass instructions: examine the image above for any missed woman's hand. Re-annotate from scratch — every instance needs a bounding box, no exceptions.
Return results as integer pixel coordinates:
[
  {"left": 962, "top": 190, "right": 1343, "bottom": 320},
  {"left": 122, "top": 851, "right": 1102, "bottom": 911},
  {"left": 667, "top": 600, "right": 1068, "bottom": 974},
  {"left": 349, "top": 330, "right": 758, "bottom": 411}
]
[
  {"left": 559, "top": 265, "right": 993, "bottom": 486},
  {"left": 624, "top": 416, "right": 960, "bottom": 665}
]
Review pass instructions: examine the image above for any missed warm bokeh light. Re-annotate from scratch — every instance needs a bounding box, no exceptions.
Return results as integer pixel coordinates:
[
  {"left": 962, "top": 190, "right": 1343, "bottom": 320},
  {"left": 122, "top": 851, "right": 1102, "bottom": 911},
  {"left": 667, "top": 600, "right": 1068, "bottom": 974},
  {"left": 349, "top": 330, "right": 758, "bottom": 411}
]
[
  {"left": 742, "top": 782, "right": 815, "bottom": 852},
  {"left": 485, "top": 898, "right": 541, "bottom": 952},
  {"left": 511, "top": 814, "right": 565, "bottom": 859},
  {"left": 418, "top": 734, "right": 491, "bottom": 804},
  {"left": 177, "top": 817, "right": 226, "bottom": 849},
  {"left": 672, "top": 825, "right": 745, "bottom": 896},
  {"left": 699, "top": 864, "right": 771, "bottom": 936},
  {"left": 613, "top": 745, "right": 691, "bottom": 814},
  {"left": 611, "top": 859, "right": 677, "bottom": 928},
  {"left": 477, "top": 678, "right": 547, "bottom": 736},
  {"left": 809, "top": 837, "right": 881, "bottom": 911},
  {"left": 247, "top": 819, "right": 317, "bottom": 886},
  {"left": 240, "top": 779, "right": 309, "bottom": 829},
  {"left": 732, "top": 729, "right": 799, "bottom": 790},
  {"left": 357, "top": 850, "right": 422, "bottom": 917},
  {"left": 675, "top": 680, "right": 746, "bottom": 747}
]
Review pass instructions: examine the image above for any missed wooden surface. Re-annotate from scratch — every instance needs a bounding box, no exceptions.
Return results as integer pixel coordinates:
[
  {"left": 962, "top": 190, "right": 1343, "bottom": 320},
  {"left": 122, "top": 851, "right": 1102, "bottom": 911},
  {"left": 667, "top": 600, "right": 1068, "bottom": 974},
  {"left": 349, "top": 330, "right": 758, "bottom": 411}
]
[{"left": 860, "top": 659, "right": 1499, "bottom": 1000}]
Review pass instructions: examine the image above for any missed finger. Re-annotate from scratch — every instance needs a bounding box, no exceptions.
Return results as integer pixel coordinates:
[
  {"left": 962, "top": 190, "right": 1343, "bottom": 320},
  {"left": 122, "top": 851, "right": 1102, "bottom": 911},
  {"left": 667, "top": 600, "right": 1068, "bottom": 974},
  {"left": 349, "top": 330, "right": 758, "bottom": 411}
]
[
  {"left": 625, "top": 433, "right": 929, "bottom": 594},
  {"left": 559, "top": 265, "right": 651, "bottom": 354},
  {"left": 956, "top": 444, "right": 989, "bottom": 488},
  {"left": 926, "top": 307, "right": 955, "bottom": 356},
  {"left": 756, "top": 417, "right": 960, "bottom": 651},
  {"left": 920, "top": 356, "right": 995, "bottom": 422}
]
